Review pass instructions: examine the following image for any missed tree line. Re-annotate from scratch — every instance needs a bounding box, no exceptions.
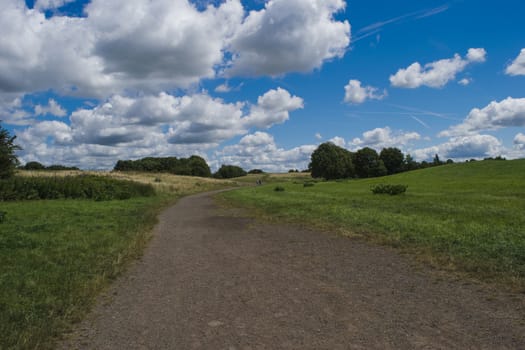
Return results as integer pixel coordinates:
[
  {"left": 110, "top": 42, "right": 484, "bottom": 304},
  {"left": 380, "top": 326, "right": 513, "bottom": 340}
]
[
  {"left": 0, "top": 122, "right": 506, "bottom": 183},
  {"left": 114, "top": 156, "right": 212, "bottom": 177},
  {"left": 22, "top": 161, "right": 80, "bottom": 171},
  {"left": 309, "top": 142, "right": 453, "bottom": 180}
]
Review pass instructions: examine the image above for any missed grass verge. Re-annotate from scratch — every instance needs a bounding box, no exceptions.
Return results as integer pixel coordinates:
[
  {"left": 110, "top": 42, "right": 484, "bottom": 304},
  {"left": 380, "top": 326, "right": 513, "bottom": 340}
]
[
  {"left": 219, "top": 160, "right": 525, "bottom": 290},
  {"left": 0, "top": 173, "right": 234, "bottom": 349}
]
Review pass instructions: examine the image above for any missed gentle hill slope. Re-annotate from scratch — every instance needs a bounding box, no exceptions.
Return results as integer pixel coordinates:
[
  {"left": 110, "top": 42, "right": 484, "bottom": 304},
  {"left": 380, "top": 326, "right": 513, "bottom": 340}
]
[{"left": 221, "top": 159, "right": 525, "bottom": 289}]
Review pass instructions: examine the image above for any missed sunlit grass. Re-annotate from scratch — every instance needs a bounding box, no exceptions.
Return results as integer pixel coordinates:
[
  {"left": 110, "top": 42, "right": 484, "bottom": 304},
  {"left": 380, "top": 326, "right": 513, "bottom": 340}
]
[
  {"left": 221, "top": 160, "right": 525, "bottom": 289},
  {"left": 0, "top": 172, "right": 235, "bottom": 349}
]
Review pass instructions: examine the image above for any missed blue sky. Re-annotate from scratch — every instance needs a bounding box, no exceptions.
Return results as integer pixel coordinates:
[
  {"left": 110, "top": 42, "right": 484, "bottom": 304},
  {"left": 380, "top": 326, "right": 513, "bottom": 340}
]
[{"left": 1, "top": 0, "right": 524, "bottom": 171}]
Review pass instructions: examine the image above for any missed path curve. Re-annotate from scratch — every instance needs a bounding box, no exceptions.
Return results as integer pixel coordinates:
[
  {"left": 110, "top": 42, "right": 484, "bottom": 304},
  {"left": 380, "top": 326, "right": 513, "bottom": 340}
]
[{"left": 61, "top": 191, "right": 525, "bottom": 349}]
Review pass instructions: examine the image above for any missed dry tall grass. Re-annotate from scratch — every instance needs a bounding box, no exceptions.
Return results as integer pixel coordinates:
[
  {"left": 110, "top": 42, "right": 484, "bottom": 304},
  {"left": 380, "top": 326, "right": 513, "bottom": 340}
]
[{"left": 17, "top": 170, "right": 238, "bottom": 196}]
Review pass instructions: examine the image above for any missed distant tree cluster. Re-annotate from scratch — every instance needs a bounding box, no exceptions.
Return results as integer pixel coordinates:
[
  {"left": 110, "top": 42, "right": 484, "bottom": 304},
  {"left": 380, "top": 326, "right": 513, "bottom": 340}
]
[
  {"left": 213, "top": 165, "right": 247, "bottom": 179},
  {"left": 114, "top": 156, "right": 211, "bottom": 177},
  {"left": 309, "top": 142, "right": 455, "bottom": 180},
  {"left": 22, "top": 161, "right": 80, "bottom": 171}
]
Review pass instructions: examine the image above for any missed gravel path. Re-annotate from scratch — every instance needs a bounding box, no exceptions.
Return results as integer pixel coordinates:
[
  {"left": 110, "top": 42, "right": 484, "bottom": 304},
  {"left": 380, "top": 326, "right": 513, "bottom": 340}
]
[{"left": 61, "top": 191, "right": 525, "bottom": 349}]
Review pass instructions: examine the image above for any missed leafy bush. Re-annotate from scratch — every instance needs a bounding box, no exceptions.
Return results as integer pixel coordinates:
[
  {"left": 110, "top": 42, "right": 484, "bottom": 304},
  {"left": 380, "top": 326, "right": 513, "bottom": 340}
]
[
  {"left": 0, "top": 211, "right": 5, "bottom": 223},
  {"left": 303, "top": 182, "right": 315, "bottom": 187},
  {"left": 274, "top": 186, "right": 285, "bottom": 192},
  {"left": 371, "top": 184, "right": 407, "bottom": 195},
  {"left": 213, "top": 165, "right": 247, "bottom": 179},
  {"left": 0, "top": 175, "right": 155, "bottom": 201}
]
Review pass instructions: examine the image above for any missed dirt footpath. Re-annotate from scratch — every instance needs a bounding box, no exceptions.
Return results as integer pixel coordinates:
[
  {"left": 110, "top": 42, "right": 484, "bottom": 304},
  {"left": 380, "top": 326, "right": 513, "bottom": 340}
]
[{"left": 61, "top": 191, "right": 525, "bottom": 349}]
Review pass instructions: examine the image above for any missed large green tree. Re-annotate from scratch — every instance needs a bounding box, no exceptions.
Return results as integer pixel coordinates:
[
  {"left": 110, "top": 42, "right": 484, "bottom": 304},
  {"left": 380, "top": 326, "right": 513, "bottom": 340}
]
[
  {"left": 0, "top": 122, "right": 21, "bottom": 179},
  {"left": 309, "top": 142, "right": 355, "bottom": 180},
  {"left": 188, "top": 155, "right": 211, "bottom": 177},
  {"left": 379, "top": 147, "right": 405, "bottom": 175},
  {"left": 354, "top": 147, "right": 387, "bottom": 178},
  {"left": 213, "top": 165, "right": 247, "bottom": 179}
]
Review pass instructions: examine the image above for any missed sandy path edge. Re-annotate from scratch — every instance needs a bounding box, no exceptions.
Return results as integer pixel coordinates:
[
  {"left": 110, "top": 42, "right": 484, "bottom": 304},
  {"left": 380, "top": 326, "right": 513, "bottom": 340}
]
[{"left": 59, "top": 191, "right": 525, "bottom": 349}]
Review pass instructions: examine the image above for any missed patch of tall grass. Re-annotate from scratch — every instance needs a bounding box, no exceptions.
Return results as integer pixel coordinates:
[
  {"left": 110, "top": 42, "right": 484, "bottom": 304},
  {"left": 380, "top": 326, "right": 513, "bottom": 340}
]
[{"left": 0, "top": 175, "right": 155, "bottom": 201}]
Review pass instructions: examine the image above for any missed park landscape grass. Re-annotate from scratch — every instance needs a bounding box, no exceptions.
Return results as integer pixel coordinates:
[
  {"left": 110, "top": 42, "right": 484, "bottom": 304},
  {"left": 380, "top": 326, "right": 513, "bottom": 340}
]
[
  {"left": 2, "top": 162, "right": 525, "bottom": 348},
  {"left": 0, "top": 172, "right": 234, "bottom": 350},
  {"left": 221, "top": 159, "right": 525, "bottom": 290}
]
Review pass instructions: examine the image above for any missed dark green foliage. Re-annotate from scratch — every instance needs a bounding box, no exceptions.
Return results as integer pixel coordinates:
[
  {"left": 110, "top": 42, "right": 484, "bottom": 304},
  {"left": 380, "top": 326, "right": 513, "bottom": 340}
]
[
  {"left": 44, "top": 164, "right": 80, "bottom": 171},
  {"left": 371, "top": 184, "right": 408, "bottom": 195},
  {"left": 303, "top": 182, "right": 315, "bottom": 187},
  {"left": 354, "top": 147, "right": 387, "bottom": 178},
  {"left": 187, "top": 155, "right": 212, "bottom": 177},
  {"left": 484, "top": 156, "right": 506, "bottom": 161},
  {"left": 0, "top": 211, "right": 5, "bottom": 223},
  {"left": 23, "top": 162, "right": 80, "bottom": 171},
  {"left": 310, "top": 142, "right": 355, "bottom": 180},
  {"left": 0, "top": 122, "right": 21, "bottom": 179},
  {"left": 114, "top": 155, "right": 211, "bottom": 177},
  {"left": 23, "top": 161, "right": 46, "bottom": 170},
  {"left": 404, "top": 154, "right": 419, "bottom": 171},
  {"left": 0, "top": 175, "right": 155, "bottom": 201},
  {"left": 213, "top": 165, "right": 247, "bottom": 179},
  {"left": 380, "top": 147, "right": 405, "bottom": 175},
  {"left": 248, "top": 169, "right": 264, "bottom": 174},
  {"left": 433, "top": 154, "right": 442, "bottom": 166},
  {"left": 274, "top": 186, "right": 285, "bottom": 192}
]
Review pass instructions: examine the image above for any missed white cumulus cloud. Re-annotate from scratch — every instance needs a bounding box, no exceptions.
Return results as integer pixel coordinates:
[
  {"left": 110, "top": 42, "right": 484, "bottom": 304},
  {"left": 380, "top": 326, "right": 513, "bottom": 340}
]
[
  {"left": 34, "top": 0, "right": 76, "bottom": 10},
  {"left": 390, "top": 48, "right": 486, "bottom": 88},
  {"left": 34, "top": 99, "right": 67, "bottom": 117},
  {"left": 214, "top": 132, "right": 316, "bottom": 172},
  {"left": 243, "top": 87, "right": 304, "bottom": 129},
  {"left": 0, "top": 0, "right": 244, "bottom": 97},
  {"left": 329, "top": 136, "right": 346, "bottom": 147},
  {"left": 514, "top": 133, "right": 525, "bottom": 150},
  {"left": 413, "top": 134, "right": 503, "bottom": 161},
  {"left": 344, "top": 80, "right": 386, "bottom": 104},
  {"left": 15, "top": 87, "right": 304, "bottom": 168},
  {"left": 227, "top": 0, "right": 350, "bottom": 76},
  {"left": 0, "top": 0, "right": 351, "bottom": 99},
  {"left": 349, "top": 127, "right": 421, "bottom": 150},
  {"left": 440, "top": 97, "right": 525, "bottom": 137},
  {"left": 506, "top": 49, "right": 525, "bottom": 76}
]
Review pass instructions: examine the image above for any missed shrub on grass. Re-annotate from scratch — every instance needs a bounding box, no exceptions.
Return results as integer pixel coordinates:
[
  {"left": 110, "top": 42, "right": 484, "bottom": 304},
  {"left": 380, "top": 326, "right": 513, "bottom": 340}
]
[
  {"left": 0, "top": 211, "right": 5, "bottom": 222},
  {"left": 371, "top": 184, "right": 407, "bottom": 195},
  {"left": 213, "top": 165, "right": 247, "bottom": 179},
  {"left": 274, "top": 186, "right": 285, "bottom": 192},
  {"left": 0, "top": 175, "right": 155, "bottom": 201},
  {"left": 303, "top": 182, "right": 315, "bottom": 187}
]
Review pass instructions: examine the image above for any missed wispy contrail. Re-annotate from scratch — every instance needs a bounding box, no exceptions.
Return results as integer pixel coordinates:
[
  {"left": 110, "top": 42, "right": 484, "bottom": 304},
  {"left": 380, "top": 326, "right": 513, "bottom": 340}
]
[
  {"left": 353, "top": 4, "right": 450, "bottom": 43},
  {"left": 410, "top": 115, "right": 431, "bottom": 129}
]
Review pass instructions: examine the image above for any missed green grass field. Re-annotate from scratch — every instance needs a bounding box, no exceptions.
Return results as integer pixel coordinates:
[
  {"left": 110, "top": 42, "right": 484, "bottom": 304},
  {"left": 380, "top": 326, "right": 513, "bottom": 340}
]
[
  {"left": 0, "top": 173, "right": 233, "bottom": 350},
  {"left": 221, "top": 160, "right": 525, "bottom": 289}
]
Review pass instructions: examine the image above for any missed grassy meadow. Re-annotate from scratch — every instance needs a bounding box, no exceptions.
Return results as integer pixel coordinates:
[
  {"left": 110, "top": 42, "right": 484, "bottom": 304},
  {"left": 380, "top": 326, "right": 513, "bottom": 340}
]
[
  {"left": 220, "top": 160, "right": 525, "bottom": 289},
  {"left": 0, "top": 172, "right": 234, "bottom": 350}
]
